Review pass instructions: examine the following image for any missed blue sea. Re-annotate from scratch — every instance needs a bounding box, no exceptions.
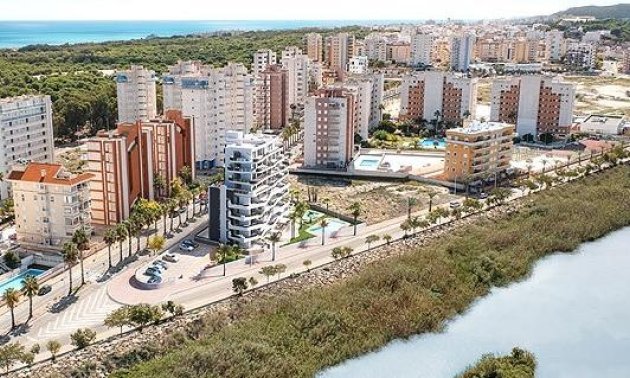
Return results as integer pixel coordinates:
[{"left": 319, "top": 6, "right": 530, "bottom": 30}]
[{"left": 0, "top": 20, "right": 394, "bottom": 49}]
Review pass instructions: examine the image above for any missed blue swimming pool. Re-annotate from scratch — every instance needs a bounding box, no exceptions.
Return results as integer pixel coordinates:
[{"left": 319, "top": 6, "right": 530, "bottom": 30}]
[
  {"left": 307, "top": 218, "right": 350, "bottom": 235},
  {"left": 359, "top": 159, "right": 381, "bottom": 168},
  {"left": 419, "top": 139, "right": 446, "bottom": 149},
  {"left": 0, "top": 268, "right": 45, "bottom": 293}
]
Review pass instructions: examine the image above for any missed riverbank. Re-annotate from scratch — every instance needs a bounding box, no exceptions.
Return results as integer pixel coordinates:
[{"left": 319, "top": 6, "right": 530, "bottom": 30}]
[
  {"left": 17, "top": 165, "right": 630, "bottom": 378},
  {"left": 103, "top": 166, "right": 630, "bottom": 377}
]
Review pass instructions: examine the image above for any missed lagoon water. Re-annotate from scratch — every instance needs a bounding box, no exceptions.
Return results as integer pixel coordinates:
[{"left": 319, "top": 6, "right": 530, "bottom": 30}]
[
  {"left": 0, "top": 20, "right": 385, "bottom": 49},
  {"left": 320, "top": 227, "right": 630, "bottom": 378}
]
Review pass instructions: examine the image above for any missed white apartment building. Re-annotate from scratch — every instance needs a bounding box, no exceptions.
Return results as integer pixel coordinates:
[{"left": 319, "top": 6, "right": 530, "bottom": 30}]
[
  {"left": 348, "top": 56, "right": 369, "bottom": 74},
  {"left": 252, "top": 49, "right": 277, "bottom": 77},
  {"left": 281, "top": 47, "right": 310, "bottom": 108},
  {"left": 163, "top": 62, "right": 255, "bottom": 168},
  {"left": 344, "top": 73, "right": 384, "bottom": 138},
  {"left": 566, "top": 42, "right": 597, "bottom": 70},
  {"left": 208, "top": 132, "right": 289, "bottom": 251},
  {"left": 411, "top": 33, "right": 435, "bottom": 66},
  {"left": 303, "top": 88, "right": 356, "bottom": 169},
  {"left": 490, "top": 75, "right": 575, "bottom": 137},
  {"left": 545, "top": 30, "right": 566, "bottom": 62},
  {"left": 0, "top": 95, "right": 55, "bottom": 200},
  {"left": 363, "top": 35, "right": 388, "bottom": 62},
  {"left": 7, "top": 163, "right": 93, "bottom": 249},
  {"left": 116, "top": 65, "right": 157, "bottom": 123},
  {"left": 399, "top": 71, "right": 477, "bottom": 124},
  {"left": 451, "top": 34, "right": 476, "bottom": 71}
]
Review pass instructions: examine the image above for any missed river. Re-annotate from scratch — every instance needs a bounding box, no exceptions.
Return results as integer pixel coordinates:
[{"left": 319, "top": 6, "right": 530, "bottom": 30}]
[{"left": 320, "top": 227, "right": 630, "bottom": 378}]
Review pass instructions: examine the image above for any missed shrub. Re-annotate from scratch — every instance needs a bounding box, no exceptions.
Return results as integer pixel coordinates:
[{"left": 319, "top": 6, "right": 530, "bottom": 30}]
[{"left": 70, "top": 328, "right": 97, "bottom": 349}]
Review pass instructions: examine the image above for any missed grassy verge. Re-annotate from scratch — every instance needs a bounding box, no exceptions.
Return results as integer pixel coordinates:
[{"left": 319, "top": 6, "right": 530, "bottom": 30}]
[
  {"left": 112, "top": 166, "right": 630, "bottom": 378},
  {"left": 457, "top": 348, "right": 536, "bottom": 378}
]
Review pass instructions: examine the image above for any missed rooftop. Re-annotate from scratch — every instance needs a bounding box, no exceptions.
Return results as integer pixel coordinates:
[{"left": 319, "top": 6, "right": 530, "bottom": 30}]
[
  {"left": 7, "top": 163, "right": 93, "bottom": 186},
  {"left": 578, "top": 114, "right": 626, "bottom": 135},
  {"left": 448, "top": 121, "right": 514, "bottom": 135}
]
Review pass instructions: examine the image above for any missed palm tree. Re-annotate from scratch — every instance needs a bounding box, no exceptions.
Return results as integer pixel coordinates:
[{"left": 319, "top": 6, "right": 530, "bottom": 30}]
[
  {"left": 365, "top": 234, "right": 380, "bottom": 250},
  {"left": 266, "top": 232, "right": 281, "bottom": 261},
  {"left": 406, "top": 197, "right": 418, "bottom": 219},
  {"left": 319, "top": 218, "right": 329, "bottom": 245},
  {"left": 383, "top": 234, "right": 393, "bottom": 245},
  {"left": 347, "top": 202, "right": 362, "bottom": 236},
  {"left": 72, "top": 229, "right": 90, "bottom": 286},
  {"left": 115, "top": 223, "right": 128, "bottom": 262},
  {"left": 217, "top": 244, "right": 232, "bottom": 276},
  {"left": 103, "top": 228, "right": 117, "bottom": 269},
  {"left": 322, "top": 198, "right": 331, "bottom": 211},
  {"left": 178, "top": 165, "right": 193, "bottom": 185},
  {"left": 426, "top": 190, "right": 437, "bottom": 212},
  {"left": 63, "top": 242, "right": 79, "bottom": 296},
  {"left": 288, "top": 211, "right": 299, "bottom": 239},
  {"left": 3, "top": 288, "right": 20, "bottom": 329},
  {"left": 22, "top": 275, "right": 39, "bottom": 320},
  {"left": 294, "top": 201, "right": 310, "bottom": 228},
  {"left": 400, "top": 220, "right": 411, "bottom": 237}
]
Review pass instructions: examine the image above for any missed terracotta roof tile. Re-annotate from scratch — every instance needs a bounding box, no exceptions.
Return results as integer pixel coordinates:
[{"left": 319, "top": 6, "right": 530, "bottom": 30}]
[{"left": 7, "top": 163, "right": 93, "bottom": 186}]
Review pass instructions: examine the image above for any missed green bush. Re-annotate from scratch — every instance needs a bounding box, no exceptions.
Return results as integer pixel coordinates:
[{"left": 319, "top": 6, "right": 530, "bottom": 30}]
[{"left": 457, "top": 347, "right": 536, "bottom": 378}]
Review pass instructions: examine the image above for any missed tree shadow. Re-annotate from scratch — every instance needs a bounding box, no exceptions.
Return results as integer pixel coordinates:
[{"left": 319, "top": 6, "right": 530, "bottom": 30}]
[{"left": 49, "top": 294, "right": 79, "bottom": 314}]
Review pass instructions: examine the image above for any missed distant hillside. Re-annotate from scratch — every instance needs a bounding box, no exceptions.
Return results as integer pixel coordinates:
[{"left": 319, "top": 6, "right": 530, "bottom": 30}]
[{"left": 553, "top": 3, "right": 630, "bottom": 19}]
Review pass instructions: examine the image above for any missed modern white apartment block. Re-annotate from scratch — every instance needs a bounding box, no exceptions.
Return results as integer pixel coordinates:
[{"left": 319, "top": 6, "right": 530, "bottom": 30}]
[
  {"left": 451, "top": 34, "right": 476, "bottom": 71},
  {"left": 304, "top": 33, "right": 323, "bottom": 62},
  {"left": 348, "top": 56, "right": 369, "bottom": 74},
  {"left": 252, "top": 49, "right": 277, "bottom": 77},
  {"left": 0, "top": 95, "right": 55, "bottom": 200},
  {"left": 566, "top": 42, "right": 597, "bottom": 70},
  {"left": 411, "top": 33, "right": 435, "bottom": 66},
  {"left": 207, "top": 131, "right": 289, "bottom": 251},
  {"left": 163, "top": 62, "right": 255, "bottom": 168},
  {"left": 545, "top": 30, "right": 566, "bottom": 62},
  {"left": 281, "top": 47, "right": 310, "bottom": 108},
  {"left": 303, "top": 88, "right": 356, "bottom": 169},
  {"left": 399, "top": 71, "right": 477, "bottom": 124},
  {"left": 490, "top": 75, "right": 575, "bottom": 137},
  {"left": 7, "top": 163, "right": 93, "bottom": 249},
  {"left": 116, "top": 65, "right": 157, "bottom": 123}
]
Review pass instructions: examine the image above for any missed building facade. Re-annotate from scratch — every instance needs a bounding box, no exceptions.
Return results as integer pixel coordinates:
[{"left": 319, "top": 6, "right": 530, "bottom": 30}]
[
  {"left": 8, "top": 163, "right": 93, "bottom": 249},
  {"left": 305, "top": 33, "right": 323, "bottom": 62},
  {"left": 399, "top": 71, "right": 477, "bottom": 124},
  {"left": 325, "top": 33, "right": 355, "bottom": 77},
  {"left": 280, "top": 48, "right": 310, "bottom": 109},
  {"left": 490, "top": 75, "right": 575, "bottom": 137},
  {"left": 163, "top": 62, "right": 255, "bottom": 168},
  {"left": 545, "top": 30, "right": 566, "bottom": 62},
  {"left": 0, "top": 95, "right": 55, "bottom": 200},
  {"left": 86, "top": 111, "right": 194, "bottom": 226},
  {"left": 208, "top": 132, "right": 289, "bottom": 251},
  {"left": 565, "top": 42, "right": 597, "bottom": 70},
  {"left": 443, "top": 121, "right": 515, "bottom": 181},
  {"left": 255, "top": 65, "right": 290, "bottom": 130},
  {"left": 451, "top": 34, "right": 476, "bottom": 71},
  {"left": 252, "top": 49, "right": 277, "bottom": 77},
  {"left": 116, "top": 65, "right": 157, "bottom": 123},
  {"left": 303, "top": 88, "right": 356, "bottom": 169},
  {"left": 411, "top": 33, "right": 435, "bottom": 66}
]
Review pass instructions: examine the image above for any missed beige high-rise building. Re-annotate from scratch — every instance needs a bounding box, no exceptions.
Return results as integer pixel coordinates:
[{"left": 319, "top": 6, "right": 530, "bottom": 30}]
[
  {"left": 163, "top": 62, "right": 255, "bottom": 168},
  {"left": 116, "top": 65, "right": 157, "bottom": 123},
  {"left": 411, "top": 33, "right": 435, "bottom": 66},
  {"left": 281, "top": 47, "right": 310, "bottom": 108},
  {"left": 444, "top": 121, "right": 515, "bottom": 181},
  {"left": 325, "top": 33, "right": 355, "bottom": 77},
  {"left": 252, "top": 49, "right": 277, "bottom": 78},
  {"left": 0, "top": 95, "right": 55, "bottom": 200},
  {"left": 490, "top": 75, "right": 575, "bottom": 137},
  {"left": 545, "top": 30, "right": 566, "bottom": 62},
  {"left": 303, "top": 88, "right": 356, "bottom": 169},
  {"left": 388, "top": 42, "right": 411, "bottom": 64},
  {"left": 305, "top": 33, "right": 323, "bottom": 62},
  {"left": 8, "top": 163, "right": 93, "bottom": 249},
  {"left": 256, "top": 65, "right": 290, "bottom": 130},
  {"left": 400, "top": 71, "right": 477, "bottom": 124}
]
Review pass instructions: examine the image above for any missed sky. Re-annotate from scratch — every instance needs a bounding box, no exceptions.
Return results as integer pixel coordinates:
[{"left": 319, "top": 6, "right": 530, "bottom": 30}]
[{"left": 0, "top": 0, "right": 625, "bottom": 21}]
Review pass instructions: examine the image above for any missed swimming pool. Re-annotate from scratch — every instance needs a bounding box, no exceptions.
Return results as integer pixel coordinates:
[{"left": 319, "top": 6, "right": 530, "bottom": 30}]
[
  {"left": 359, "top": 159, "right": 381, "bottom": 168},
  {"left": 354, "top": 154, "right": 383, "bottom": 171},
  {"left": 419, "top": 139, "right": 446, "bottom": 149},
  {"left": 307, "top": 218, "right": 350, "bottom": 235},
  {"left": 302, "top": 210, "right": 325, "bottom": 223},
  {"left": 0, "top": 268, "right": 45, "bottom": 293}
]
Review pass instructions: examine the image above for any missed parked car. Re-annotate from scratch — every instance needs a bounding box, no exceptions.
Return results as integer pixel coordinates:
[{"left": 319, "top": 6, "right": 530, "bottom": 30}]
[
  {"left": 152, "top": 260, "right": 168, "bottom": 269},
  {"left": 37, "top": 285, "right": 52, "bottom": 296},
  {"left": 163, "top": 253, "right": 179, "bottom": 263},
  {"left": 182, "top": 239, "right": 199, "bottom": 248},
  {"left": 479, "top": 192, "right": 489, "bottom": 200},
  {"left": 144, "top": 267, "right": 162, "bottom": 276},
  {"left": 147, "top": 276, "right": 162, "bottom": 284},
  {"left": 449, "top": 201, "right": 461, "bottom": 209}
]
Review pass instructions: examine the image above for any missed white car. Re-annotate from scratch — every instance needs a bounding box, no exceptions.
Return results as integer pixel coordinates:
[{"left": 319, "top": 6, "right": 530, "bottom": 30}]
[{"left": 163, "top": 253, "right": 179, "bottom": 263}]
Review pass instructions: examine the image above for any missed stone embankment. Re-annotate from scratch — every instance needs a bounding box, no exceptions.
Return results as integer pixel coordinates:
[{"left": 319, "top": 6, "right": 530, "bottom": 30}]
[{"left": 18, "top": 201, "right": 523, "bottom": 378}]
